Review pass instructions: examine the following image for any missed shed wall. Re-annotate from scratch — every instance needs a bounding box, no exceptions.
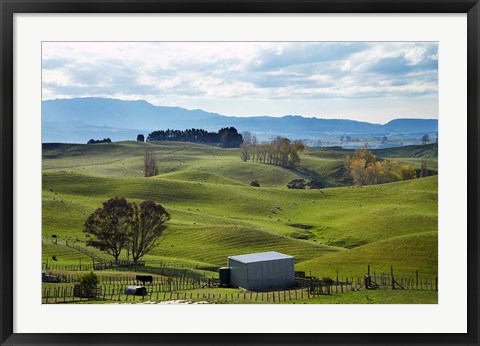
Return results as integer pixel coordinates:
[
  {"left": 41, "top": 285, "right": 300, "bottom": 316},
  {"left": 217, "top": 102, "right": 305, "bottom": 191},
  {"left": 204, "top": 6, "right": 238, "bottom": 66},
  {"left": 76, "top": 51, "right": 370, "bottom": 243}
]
[
  {"left": 246, "top": 258, "right": 295, "bottom": 290},
  {"left": 228, "top": 258, "right": 248, "bottom": 289},
  {"left": 228, "top": 257, "right": 295, "bottom": 291}
]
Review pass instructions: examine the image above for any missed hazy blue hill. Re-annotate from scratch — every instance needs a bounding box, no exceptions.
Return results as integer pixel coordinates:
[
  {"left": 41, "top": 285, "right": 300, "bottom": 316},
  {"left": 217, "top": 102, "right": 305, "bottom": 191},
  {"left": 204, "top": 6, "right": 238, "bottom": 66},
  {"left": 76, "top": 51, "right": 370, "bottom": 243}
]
[
  {"left": 42, "top": 97, "right": 222, "bottom": 129},
  {"left": 42, "top": 97, "right": 438, "bottom": 144},
  {"left": 383, "top": 118, "right": 438, "bottom": 134},
  {"left": 203, "top": 115, "right": 385, "bottom": 134}
]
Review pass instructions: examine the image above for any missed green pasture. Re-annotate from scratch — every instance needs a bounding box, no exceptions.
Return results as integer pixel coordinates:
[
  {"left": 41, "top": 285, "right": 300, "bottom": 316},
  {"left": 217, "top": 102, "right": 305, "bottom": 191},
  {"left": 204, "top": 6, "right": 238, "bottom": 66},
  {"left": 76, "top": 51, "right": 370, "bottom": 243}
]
[{"left": 42, "top": 141, "right": 438, "bottom": 295}]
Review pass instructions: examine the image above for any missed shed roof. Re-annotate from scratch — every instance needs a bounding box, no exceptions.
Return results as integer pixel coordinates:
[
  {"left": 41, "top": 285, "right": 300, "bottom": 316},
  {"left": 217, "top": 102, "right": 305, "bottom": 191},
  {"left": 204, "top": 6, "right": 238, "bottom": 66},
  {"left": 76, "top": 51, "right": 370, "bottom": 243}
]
[{"left": 228, "top": 251, "right": 293, "bottom": 264}]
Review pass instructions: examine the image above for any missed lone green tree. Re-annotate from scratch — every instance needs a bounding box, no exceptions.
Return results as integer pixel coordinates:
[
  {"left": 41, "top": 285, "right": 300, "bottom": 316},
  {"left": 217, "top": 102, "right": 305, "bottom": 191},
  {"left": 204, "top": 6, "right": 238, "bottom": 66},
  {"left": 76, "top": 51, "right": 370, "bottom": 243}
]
[
  {"left": 129, "top": 200, "right": 170, "bottom": 264},
  {"left": 84, "top": 197, "right": 170, "bottom": 264},
  {"left": 83, "top": 197, "right": 133, "bottom": 264}
]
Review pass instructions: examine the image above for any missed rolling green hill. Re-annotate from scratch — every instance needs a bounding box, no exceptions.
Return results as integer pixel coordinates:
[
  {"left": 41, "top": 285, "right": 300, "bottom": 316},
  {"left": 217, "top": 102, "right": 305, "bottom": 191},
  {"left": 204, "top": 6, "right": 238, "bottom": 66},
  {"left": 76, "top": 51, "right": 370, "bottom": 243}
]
[{"left": 42, "top": 141, "right": 438, "bottom": 279}]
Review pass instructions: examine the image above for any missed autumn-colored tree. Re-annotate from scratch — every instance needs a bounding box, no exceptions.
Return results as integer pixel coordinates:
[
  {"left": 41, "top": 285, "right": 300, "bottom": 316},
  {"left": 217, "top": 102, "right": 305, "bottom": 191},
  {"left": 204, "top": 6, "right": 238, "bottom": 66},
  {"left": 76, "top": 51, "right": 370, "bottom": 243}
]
[
  {"left": 129, "top": 200, "right": 170, "bottom": 264},
  {"left": 345, "top": 144, "right": 415, "bottom": 186},
  {"left": 354, "top": 143, "right": 377, "bottom": 167},
  {"left": 398, "top": 164, "right": 417, "bottom": 180},
  {"left": 83, "top": 197, "right": 133, "bottom": 264}
]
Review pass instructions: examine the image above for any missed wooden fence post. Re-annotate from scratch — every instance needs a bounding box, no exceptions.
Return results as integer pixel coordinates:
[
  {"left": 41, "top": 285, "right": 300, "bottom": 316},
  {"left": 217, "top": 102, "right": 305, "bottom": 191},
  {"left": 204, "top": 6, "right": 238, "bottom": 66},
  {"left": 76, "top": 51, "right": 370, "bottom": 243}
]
[
  {"left": 367, "top": 264, "right": 370, "bottom": 289},
  {"left": 391, "top": 266, "right": 395, "bottom": 290}
]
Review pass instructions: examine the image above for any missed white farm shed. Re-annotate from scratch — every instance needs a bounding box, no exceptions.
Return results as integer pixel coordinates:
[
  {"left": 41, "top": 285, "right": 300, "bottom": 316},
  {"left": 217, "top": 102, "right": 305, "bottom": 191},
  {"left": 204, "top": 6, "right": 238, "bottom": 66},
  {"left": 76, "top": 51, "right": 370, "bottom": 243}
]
[{"left": 228, "top": 251, "right": 295, "bottom": 291}]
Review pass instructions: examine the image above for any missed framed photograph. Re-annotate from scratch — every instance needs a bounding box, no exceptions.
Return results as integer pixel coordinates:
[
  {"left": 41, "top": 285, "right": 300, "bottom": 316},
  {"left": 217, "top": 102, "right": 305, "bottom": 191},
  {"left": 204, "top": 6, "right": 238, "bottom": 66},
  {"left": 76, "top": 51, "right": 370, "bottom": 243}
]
[{"left": 1, "top": 0, "right": 479, "bottom": 345}]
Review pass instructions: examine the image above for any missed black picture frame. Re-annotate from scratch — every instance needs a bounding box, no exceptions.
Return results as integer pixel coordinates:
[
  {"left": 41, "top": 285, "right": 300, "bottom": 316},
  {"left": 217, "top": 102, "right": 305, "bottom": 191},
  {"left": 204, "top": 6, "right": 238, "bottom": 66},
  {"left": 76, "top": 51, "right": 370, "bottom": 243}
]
[{"left": 1, "top": 1, "right": 479, "bottom": 345}]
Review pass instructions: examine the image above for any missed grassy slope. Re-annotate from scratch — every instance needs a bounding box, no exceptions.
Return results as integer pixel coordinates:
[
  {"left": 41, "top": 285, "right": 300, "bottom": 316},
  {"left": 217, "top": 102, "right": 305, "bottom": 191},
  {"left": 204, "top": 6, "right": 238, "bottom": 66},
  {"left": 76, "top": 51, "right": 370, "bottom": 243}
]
[
  {"left": 42, "top": 142, "right": 438, "bottom": 278},
  {"left": 42, "top": 243, "right": 93, "bottom": 264},
  {"left": 296, "top": 231, "right": 438, "bottom": 279},
  {"left": 373, "top": 143, "right": 438, "bottom": 171}
]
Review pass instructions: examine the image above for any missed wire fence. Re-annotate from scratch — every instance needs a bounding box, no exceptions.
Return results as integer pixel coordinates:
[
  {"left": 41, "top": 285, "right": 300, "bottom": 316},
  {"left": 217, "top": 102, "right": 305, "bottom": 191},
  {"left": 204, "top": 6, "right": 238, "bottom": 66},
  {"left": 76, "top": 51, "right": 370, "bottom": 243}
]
[
  {"left": 43, "top": 237, "right": 216, "bottom": 275},
  {"left": 41, "top": 284, "right": 347, "bottom": 304},
  {"left": 43, "top": 271, "right": 211, "bottom": 288}
]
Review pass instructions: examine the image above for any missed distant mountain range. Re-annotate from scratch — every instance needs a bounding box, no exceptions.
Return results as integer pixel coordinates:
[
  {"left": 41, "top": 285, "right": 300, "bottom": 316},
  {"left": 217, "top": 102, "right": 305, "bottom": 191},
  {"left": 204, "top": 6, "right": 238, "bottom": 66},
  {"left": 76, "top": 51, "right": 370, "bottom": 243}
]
[{"left": 42, "top": 97, "right": 438, "bottom": 146}]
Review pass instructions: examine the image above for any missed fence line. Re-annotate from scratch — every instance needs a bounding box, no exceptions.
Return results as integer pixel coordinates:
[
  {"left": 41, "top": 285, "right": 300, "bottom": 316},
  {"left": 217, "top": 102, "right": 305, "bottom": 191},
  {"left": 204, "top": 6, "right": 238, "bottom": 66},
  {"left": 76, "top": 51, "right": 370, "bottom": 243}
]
[
  {"left": 44, "top": 237, "right": 216, "bottom": 271},
  {"left": 43, "top": 240, "right": 438, "bottom": 294},
  {"left": 42, "top": 275, "right": 437, "bottom": 305},
  {"left": 43, "top": 271, "right": 210, "bottom": 288},
  {"left": 304, "top": 265, "right": 438, "bottom": 292},
  {"left": 41, "top": 285, "right": 339, "bottom": 304}
]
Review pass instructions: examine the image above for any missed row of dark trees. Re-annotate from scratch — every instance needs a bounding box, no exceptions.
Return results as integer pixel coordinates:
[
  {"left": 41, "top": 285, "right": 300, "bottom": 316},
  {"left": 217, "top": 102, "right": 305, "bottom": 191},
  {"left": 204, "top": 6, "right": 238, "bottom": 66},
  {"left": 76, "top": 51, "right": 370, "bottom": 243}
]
[
  {"left": 287, "top": 179, "right": 324, "bottom": 189},
  {"left": 146, "top": 127, "right": 243, "bottom": 148},
  {"left": 83, "top": 197, "right": 170, "bottom": 264},
  {"left": 87, "top": 138, "right": 111, "bottom": 144},
  {"left": 240, "top": 132, "right": 306, "bottom": 169}
]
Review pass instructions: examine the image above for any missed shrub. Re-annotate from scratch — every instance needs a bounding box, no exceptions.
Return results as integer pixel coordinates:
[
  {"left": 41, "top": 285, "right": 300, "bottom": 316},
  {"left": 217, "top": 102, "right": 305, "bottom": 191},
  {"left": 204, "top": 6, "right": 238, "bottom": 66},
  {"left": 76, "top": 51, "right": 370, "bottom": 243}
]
[
  {"left": 287, "top": 179, "right": 306, "bottom": 189},
  {"left": 321, "top": 277, "right": 334, "bottom": 284},
  {"left": 79, "top": 271, "right": 99, "bottom": 289},
  {"left": 306, "top": 180, "right": 324, "bottom": 189}
]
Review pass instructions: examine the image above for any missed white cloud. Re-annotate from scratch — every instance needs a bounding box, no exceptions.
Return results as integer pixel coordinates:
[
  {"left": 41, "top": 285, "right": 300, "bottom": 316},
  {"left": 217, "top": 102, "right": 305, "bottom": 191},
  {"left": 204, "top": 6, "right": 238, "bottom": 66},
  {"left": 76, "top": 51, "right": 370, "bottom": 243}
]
[
  {"left": 404, "top": 46, "right": 428, "bottom": 65},
  {"left": 41, "top": 42, "right": 438, "bottom": 121}
]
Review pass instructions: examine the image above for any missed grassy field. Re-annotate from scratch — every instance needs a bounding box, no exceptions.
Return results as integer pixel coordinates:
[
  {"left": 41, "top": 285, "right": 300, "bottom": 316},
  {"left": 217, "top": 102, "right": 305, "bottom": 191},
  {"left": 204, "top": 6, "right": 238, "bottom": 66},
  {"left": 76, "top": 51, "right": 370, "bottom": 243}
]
[
  {"left": 286, "top": 289, "right": 438, "bottom": 304},
  {"left": 42, "top": 141, "right": 438, "bottom": 302}
]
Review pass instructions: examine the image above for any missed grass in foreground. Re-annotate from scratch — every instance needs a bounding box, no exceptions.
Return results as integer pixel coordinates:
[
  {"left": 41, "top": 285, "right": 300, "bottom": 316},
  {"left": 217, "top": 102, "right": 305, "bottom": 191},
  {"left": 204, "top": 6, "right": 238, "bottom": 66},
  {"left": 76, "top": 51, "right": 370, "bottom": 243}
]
[
  {"left": 48, "top": 288, "right": 437, "bottom": 304},
  {"left": 288, "top": 289, "right": 438, "bottom": 304}
]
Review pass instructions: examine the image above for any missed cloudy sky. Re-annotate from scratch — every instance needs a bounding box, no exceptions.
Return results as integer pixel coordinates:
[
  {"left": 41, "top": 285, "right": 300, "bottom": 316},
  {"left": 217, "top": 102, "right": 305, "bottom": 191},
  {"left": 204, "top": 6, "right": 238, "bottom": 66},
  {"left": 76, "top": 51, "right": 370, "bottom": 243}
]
[{"left": 42, "top": 42, "right": 438, "bottom": 124}]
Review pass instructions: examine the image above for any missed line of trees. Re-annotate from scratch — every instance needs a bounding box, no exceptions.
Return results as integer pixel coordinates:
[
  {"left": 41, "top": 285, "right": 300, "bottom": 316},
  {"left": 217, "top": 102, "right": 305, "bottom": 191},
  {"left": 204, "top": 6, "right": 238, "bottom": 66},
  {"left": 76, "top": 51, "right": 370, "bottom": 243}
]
[
  {"left": 147, "top": 128, "right": 220, "bottom": 144},
  {"left": 146, "top": 127, "right": 243, "bottom": 148},
  {"left": 83, "top": 197, "right": 170, "bottom": 264},
  {"left": 87, "top": 138, "right": 111, "bottom": 144},
  {"left": 345, "top": 144, "right": 416, "bottom": 186},
  {"left": 240, "top": 133, "right": 306, "bottom": 169}
]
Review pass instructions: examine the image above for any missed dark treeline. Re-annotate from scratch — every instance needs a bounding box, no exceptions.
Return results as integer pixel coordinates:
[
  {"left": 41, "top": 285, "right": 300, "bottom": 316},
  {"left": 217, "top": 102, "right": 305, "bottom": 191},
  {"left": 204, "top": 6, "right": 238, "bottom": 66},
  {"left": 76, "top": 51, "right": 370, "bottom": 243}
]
[
  {"left": 87, "top": 138, "right": 111, "bottom": 144},
  {"left": 240, "top": 133, "right": 306, "bottom": 169},
  {"left": 147, "top": 127, "right": 243, "bottom": 148},
  {"left": 147, "top": 128, "right": 219, "bottom": 144}
]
